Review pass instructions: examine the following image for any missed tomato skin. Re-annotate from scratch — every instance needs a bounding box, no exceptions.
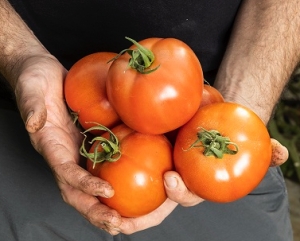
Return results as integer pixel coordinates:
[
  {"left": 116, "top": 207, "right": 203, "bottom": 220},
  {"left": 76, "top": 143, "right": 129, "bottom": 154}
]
[
  {"left": 87, "top": 124, "right": 173, "bottom": 217},
  {"left": 64, "top": 52, "right": 120, "bottom": 132},
  {"left": 173, "top": 102, "right": 272, "bottom": 203},
  {"left": 165, "top": 84, "right": 224, "bottom": 145},
  {"left": 106, "top": 37, "right": 203, "bottom": 134},
  {"left": 200, "top": 84, "right": 224, "bottom": 107}
]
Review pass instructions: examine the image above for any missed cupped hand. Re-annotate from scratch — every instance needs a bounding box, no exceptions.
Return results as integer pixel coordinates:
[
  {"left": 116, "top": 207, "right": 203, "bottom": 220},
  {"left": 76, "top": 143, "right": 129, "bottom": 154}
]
[
  {"left": 164, "top": 138, "right": 289, "bottom": 207},
  {"left": 13, "top": 54, "right": 178, "bottom": 235}
]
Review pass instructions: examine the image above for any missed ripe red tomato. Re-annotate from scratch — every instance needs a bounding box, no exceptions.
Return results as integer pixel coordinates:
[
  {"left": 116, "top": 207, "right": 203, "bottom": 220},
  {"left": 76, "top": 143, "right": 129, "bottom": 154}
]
[
  {"left": 64, "top": 52, "right": 120, "bottom": 133},
  {"left": 165, "top": 84, "right": 224, "bottom": 145},
  {"left": 106, "top": 37, "right": 203, "bottom": 134},
  {"left": 173, "top": 102, "right": 272, "bottom": 203},
  {"left": 200, "top": 84, "right": 224, "bottom": 107},
  {"left": 85, "top": 124, "right": 173, "bottom": 217}
]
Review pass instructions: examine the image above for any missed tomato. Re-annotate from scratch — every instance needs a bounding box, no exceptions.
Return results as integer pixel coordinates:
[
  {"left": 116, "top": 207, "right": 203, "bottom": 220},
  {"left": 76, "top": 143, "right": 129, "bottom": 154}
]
[
  {"left": 84, "top": 124, "right": 173, "bottom": 217},
  {"left": 200, "top": 84, "right": 224, "bottom": 107},
  {"left": 106, "top": 37, "right": 203, "bottom": 134},
  {"left": 165, "top": 84, "right": 224, "bottom": 145},
  {"left": 173, "top": 102, "right": 272, "bottom": 203},
  {"left": 64, "top": 52, "right": 120, "bottom": 133}
]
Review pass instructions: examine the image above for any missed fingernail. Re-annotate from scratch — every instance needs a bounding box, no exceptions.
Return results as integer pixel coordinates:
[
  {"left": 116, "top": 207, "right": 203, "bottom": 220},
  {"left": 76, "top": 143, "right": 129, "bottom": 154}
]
[
  {"left": 25, "top": 111, "right": 34, "bottom": 125},
  {"left": 165, "top": 176, "right": 178, "bottom": 189},
  {"left": 103, "top": 188, "right": 114, "bottom": 198}
]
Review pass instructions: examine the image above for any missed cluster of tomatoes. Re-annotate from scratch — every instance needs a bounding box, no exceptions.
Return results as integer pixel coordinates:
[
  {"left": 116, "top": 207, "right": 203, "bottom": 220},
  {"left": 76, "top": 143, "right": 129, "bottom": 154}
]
[{"left": 64, "top": 37, "right": 272, "bottom": 218}]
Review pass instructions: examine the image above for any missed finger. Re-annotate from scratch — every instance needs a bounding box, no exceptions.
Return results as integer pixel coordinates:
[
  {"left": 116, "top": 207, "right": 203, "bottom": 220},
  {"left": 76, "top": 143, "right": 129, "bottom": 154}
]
[
  {"left": 270, "top": 138, "right": 289, "bottom": 167},
  {"left": 15, "top": 78, "right": 47, "bottom": 133},
  {"left": 52, "top": 161, "right": 115, "bottom": 198},
  {"left": 164, "top": 171, "right": 204, "bottom": 207},
  {"left": 119, "top": 198, "right": 178, "bottom": 235},
  {"left": 29, "top": 123, "right": 114, "bottom": 198},
  {"left": 59, "top": 182, "right": 122, "bottom": 235}
]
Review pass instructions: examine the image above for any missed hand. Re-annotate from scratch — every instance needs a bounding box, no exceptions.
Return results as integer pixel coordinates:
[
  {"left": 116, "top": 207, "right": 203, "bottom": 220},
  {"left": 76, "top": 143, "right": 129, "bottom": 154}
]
[
  {"left": 164, "top": 138, "right": 289, "bottom": 207},
  {"left": 14, "top": 54, "right": 178, "bottom": 235}
]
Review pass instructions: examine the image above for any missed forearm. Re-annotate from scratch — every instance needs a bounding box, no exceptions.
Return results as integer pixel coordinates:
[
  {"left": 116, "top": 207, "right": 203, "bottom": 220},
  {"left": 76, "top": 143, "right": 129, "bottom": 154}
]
[
  {"left": 0, "top": 0, "right": 48, "bottom": 88},
  {"left": 214, "top": 0, "right": 300, "bottom": 124}
]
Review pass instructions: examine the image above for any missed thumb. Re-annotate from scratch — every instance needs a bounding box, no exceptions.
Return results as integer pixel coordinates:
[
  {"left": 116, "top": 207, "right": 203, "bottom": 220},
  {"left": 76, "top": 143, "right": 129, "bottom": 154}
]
[
  {"left": 164, "top": 171, "right": 204, "bottom": 206},
  {"left": 15, "top": 81, "right": 47, "bottom": 133},
  {"left": 270, "top": 138, "right": 289, "bottom": 167}
]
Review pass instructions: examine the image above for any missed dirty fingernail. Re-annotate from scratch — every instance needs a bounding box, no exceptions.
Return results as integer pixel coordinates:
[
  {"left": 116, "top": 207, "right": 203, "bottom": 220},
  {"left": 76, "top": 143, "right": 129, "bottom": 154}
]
[
  {"left": 103, "top": 188, "right": 114, "bottom": 198},
  {"left": 25, "top": 111, "right": 34, "bottom": 124}
]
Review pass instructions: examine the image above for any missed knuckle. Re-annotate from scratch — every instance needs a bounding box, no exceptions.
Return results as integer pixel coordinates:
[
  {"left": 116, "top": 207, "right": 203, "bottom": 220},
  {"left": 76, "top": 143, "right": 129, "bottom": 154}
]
[
  {"left": 86, "top": 206, "right": 121, "bottom": 231},
  {"left": 78, "top": 175, "right": 109, "bottom": 196}
]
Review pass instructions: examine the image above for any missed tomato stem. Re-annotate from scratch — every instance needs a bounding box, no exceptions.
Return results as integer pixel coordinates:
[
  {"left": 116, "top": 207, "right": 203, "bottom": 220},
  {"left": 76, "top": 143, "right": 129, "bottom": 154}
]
[
  {"left": 189, "top": 128, "right": 238, "bottom": 158},
  {"left": 108, "top": 37, "right": 160, "bottom": 74},
  {"left": 79, "top": 123, "right": 121, "bottom": 168}
]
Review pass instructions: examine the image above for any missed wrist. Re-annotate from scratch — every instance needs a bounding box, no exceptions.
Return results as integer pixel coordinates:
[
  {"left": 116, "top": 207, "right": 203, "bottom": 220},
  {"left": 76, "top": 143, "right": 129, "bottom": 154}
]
[
  {"left": 214, "top": 71, "right": 276, "bottom": 125},
  {"left": 217, "top": 88, "right": 273, "bottom": 125},
  {"left": 0, "top": 0, "right": 49, "bottom": 88}
]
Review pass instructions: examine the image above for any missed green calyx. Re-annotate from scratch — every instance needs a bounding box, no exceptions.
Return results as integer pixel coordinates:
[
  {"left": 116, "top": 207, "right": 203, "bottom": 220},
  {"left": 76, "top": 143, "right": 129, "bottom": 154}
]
[
  {"left": 108, "top": 36, "right": 160, "bottom": 74},
  {"left": 79, "top": 124, "right": 121, "bottom": 168},
  {"left": 188, "top": 128, "right": 238, "bottom": 158}
]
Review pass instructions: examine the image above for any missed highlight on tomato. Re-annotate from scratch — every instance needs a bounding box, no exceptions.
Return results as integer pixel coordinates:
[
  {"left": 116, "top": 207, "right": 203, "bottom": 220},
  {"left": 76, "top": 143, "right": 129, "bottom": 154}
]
[
  {"left": 80, "top": 123, "right": 173, "bottom": 218},
  {"left": 165, "top": 83, "right": 224, "bottom": 145},
  {"left": 64, "top": 52, "right": 120, "bottom": 133},
  {"left": 173, "top": 102, "right": 272, "bottom": 203},
  {"left": 106, "top": 37, "right": 204, "bottom": 135}
]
